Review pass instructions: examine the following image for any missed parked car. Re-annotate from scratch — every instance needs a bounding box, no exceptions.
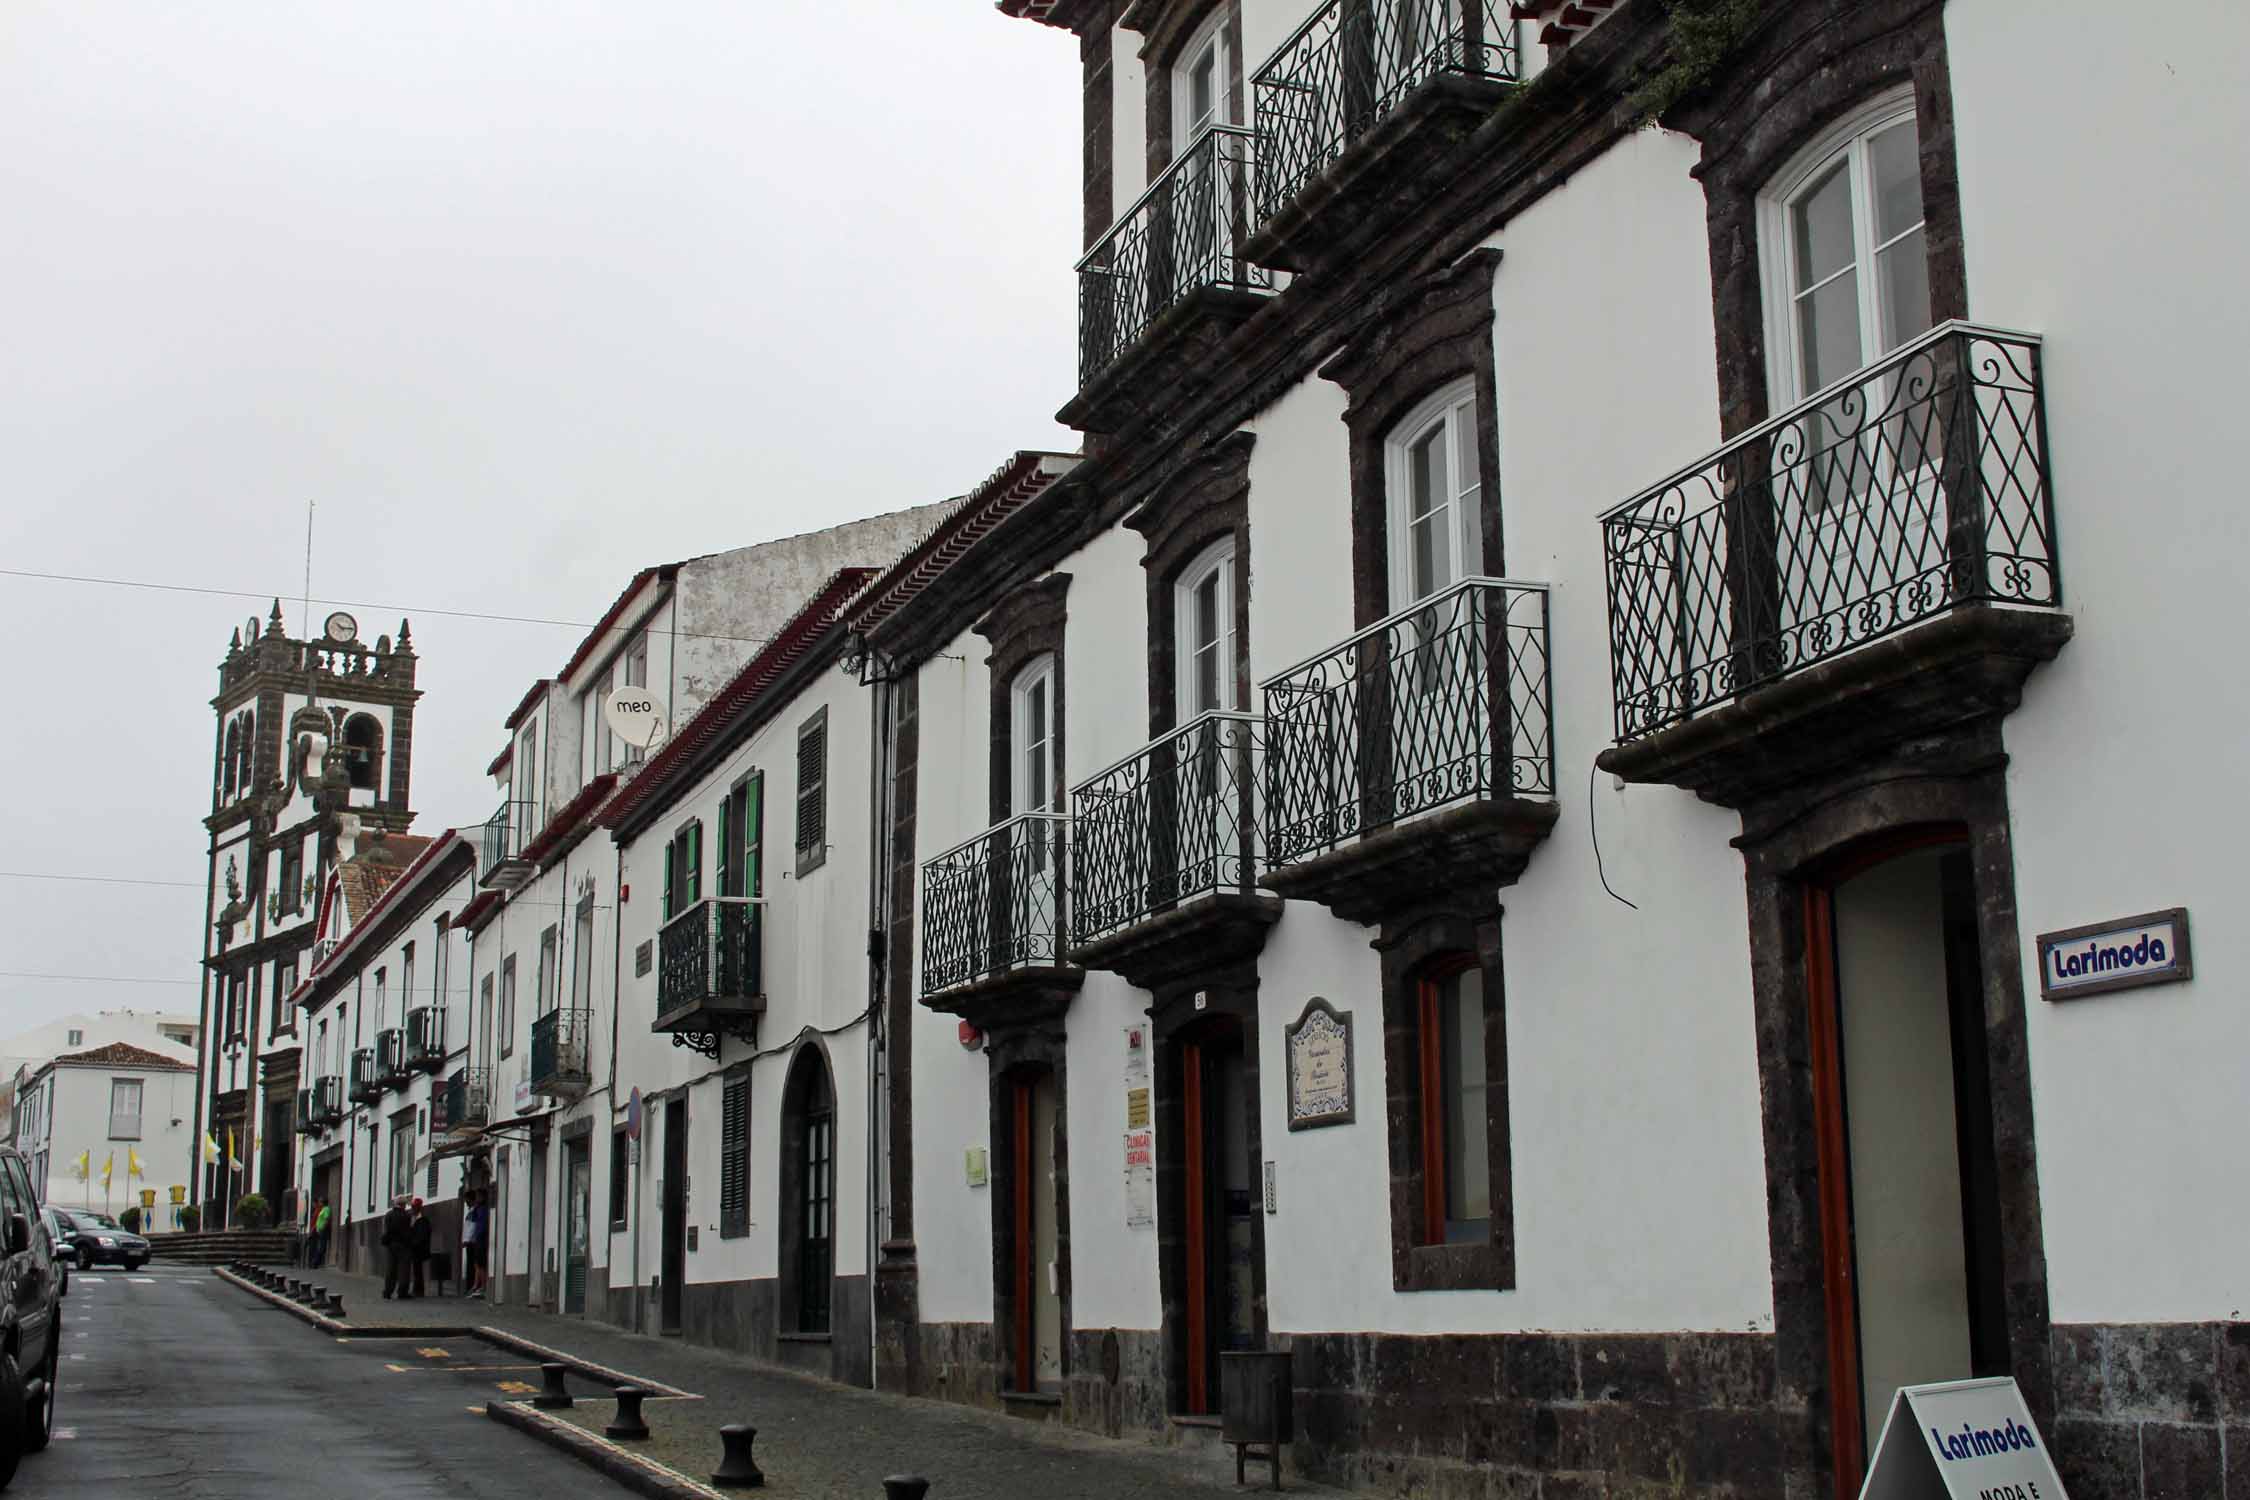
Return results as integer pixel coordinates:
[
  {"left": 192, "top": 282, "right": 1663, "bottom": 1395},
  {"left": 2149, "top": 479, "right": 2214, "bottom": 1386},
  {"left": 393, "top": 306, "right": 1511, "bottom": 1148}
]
[
  {"left": 51, "top": 1210, "right": 147, "bottom": 1271},
  {"left": 0, "top": 1146, "right": 63, "bottom": 1491}
]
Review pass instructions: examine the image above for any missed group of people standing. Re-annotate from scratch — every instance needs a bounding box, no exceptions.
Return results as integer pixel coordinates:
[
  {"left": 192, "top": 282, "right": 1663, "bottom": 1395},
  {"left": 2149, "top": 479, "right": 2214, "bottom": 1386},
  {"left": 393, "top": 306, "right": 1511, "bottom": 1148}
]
[{"left": 298, "top": 1184, "right": 491, "bottom": 1299}]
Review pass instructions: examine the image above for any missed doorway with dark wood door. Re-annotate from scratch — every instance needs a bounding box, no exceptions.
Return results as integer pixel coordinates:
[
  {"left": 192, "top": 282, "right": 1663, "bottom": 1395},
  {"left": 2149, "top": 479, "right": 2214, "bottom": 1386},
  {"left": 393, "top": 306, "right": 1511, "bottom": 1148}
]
[
  {"left": 1006, "top": 1070, "right": 1063, "bottom": 1394},
  {"left": 1174, "top": 1017, "right": 1257, "bottom": 1416},
  {"left": 660, "top": 1097, "right": 688, "bottom": 1335},
  {"left": 1804, "top": 829, "right": 2008, "bottom": 1496}
]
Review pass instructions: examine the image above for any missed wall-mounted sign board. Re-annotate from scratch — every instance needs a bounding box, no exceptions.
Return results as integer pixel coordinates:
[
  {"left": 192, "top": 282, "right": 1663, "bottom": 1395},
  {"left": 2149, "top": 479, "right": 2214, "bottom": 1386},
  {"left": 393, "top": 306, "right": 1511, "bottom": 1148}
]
[
  {"left": 1284, "top": 997, "right": 1354, "bottom": 1130},
  {"left": 2036, "top": 908, "right": 2190, "bottom": 1001},
  {"left": 1858, "top": 1376, "right": 2068, "bottom": 1499}
]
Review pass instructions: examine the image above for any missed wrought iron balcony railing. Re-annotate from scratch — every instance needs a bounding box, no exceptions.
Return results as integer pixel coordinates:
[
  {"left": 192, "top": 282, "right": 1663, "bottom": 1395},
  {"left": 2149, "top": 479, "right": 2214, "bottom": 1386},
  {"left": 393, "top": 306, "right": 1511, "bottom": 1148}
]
[
  {"left": 656, "top": 897, "right": 763, "bottom": 1029},
  {"left": 348, "top": 1046, "right": 380, "bottom": 1104},
  {"left": 478, "top": 798, "right": 537, "bottom": 889},
  {"left": 406, "top": 1005, "right": 445, "bottom": 1072},
  {"left": 1601, "top": 323, "right": 2056, "bottom": 742},
  {"left": 310, "top": 1074, "right": 344, "bottom": 1126},
  {"left": 1078, "top": 124, "right": 1272, "bottom": 388},
  {"left": 529, "top": 1007, "right": 592, "bottom": 1094},
  {"left": 375, "top": 1027, "right": 410, "bottom": 1088},
  {"left": 1253, "top": 0, "right": 1520, "bottom": 226},
  {"left": 920, "top": 813, "right": 1071, "bottom": 997},
  {"left": 1263, "top": 578, "right": 1553, "bottom": 868},
  {"left": 1071, "top": 712, "right": 1262, "bottom": 946},
  {"left": 443, "top": 1066, "right": 491, "bottom": 1131},
  {"left": 295, "top": 1086, "right": 317, "bottom": 1135}
]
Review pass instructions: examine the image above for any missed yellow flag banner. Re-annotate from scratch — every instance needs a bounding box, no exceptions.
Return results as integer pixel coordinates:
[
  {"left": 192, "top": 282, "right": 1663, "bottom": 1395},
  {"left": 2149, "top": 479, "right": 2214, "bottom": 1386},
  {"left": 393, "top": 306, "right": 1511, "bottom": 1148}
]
[
  {"left": 227, "top": 1127, "right": 243, "bottom": 1174},
  {"left": 72, "top": 1151, "right": 89, "bottom": 1182},
  {"left": 128, "top": 1148, "right": 145, "bottom": 1180},
  {"left": 100, "top": 1152, "right": 114, "bottom": 1189},
  {"left": 202, "top": 1132, "right": 220, "bottom": 1166}
]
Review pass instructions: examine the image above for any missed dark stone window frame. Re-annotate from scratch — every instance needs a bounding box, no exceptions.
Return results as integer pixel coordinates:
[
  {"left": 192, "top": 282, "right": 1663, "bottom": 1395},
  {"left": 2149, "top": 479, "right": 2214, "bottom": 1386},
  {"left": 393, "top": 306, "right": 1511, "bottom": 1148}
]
[
  {"left": 975, "top": 575, "right": 1073, "bottom": 828},
  {"left": 1147, "top": 961, "right": 1268, "bottom": 1415},
  {"left": 1318, "top": 248, "right": 1506, "bottom": 630},
  {"left": 1668, "top": 0, "right": 1969, "bottom": 441},
  {"left": 1377, "top": 897, "right": 1514, "bottom": 1292},
  {"left": 1129, "top": 0, "right": 1247, "bottom": 181},
  {"left": 983, "top": 1021, "right": 1073, "bottom": 1395},
  {"left": 1125, "top": 431, "right": 1254, "bottom": 738},
  {"left": 1733, "top": 738, "right": 2052, "bottom": 1489}
]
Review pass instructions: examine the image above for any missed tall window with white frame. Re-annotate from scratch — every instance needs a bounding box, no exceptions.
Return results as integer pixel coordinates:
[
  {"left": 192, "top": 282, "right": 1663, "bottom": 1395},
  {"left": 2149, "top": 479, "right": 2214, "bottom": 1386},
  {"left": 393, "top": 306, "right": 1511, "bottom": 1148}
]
[
  {"left": 1385, "top": 379, "right": 1484, "bottom": 612},
  {"left": 571, "top": 894, "right": 595, "bottom": 1008},
  {"left": 1418, "top": 959, "right": 1489, "bottom": 1245},
  {"left": 1761, "top": 90, "right": 1930, "bottom": 410},
  {"left": 499, "top": 957, "right": 516, "bottom": 1058},
  {"left": 1176, "top": 540, "right": 1240, "bottom": 722},
  {"left": 108, "top": 1078, "right": 143, "bottom": 1141},
  {"left": 1175, "top": 7, "right": 1236, "bottom": 146},
  {"left": 537, "top": 925, "right": 559, "bottom": 1017},
  {"left": 622, "top": 636, "right": 649, "bottom": 764},
  {"left": 1011, "top": 658, "right": 1058, "bottom": 819}
]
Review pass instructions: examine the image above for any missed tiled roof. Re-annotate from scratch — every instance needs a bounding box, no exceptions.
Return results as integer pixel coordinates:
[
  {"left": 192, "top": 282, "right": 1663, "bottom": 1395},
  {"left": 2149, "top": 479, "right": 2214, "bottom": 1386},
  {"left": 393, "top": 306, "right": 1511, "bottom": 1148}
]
[
  {"left": 601, "top": 569, "right": 878, "bottom": 838},
  {"left": 557, "top": 564, "right": 681, "bottom": 688},
  {"left": 336, "top": 833, "right": 437, "bottom": 922},
  {"left": 845, "top": 452, "right": 1078, "bottom": 642},
  {"left": 52, "top": 1041, "right": 195, "bottom": 1073},
  {"left": 521, "top": 774, "right": 619, "bottom": 870},
  {"left": 503, "top": 679, "right": 549, "bottom": 732}
]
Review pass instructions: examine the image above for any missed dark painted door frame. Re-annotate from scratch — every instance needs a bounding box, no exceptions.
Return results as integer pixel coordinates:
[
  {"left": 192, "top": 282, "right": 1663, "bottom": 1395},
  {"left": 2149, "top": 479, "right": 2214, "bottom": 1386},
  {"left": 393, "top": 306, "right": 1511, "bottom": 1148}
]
[{"left": 660, "top": 1097, "right": 687, "bottom": 1335}]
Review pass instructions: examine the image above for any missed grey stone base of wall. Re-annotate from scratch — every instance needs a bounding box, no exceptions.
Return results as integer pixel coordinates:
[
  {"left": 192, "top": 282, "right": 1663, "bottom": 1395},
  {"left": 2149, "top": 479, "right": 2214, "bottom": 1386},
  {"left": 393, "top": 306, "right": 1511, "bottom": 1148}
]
[
  {"left": 2049, "top": 1321, "right": 2250, "bottom": 1498},
  {"left": 671, "top": 1273, "right": 872, "bottom": 1389},
  {"left": 904, "top": 1318, "right": 2250, "bottom": 1496}
]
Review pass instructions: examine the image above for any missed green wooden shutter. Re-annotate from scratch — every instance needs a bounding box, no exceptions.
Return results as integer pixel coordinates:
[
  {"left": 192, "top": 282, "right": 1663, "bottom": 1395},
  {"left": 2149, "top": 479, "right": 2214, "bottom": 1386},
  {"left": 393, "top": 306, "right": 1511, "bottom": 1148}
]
[
  {"left": 719, "top": 1074, "right": 750, "bottom": 1239},
  {"left": 662, "top": 834, "right": 677, "bottom": 921},
  {"left": 747, "top": 773, "right": 764, "bottom": 897},
  {"left": 686, "top": 821, "right": 703, "bottom": 906}
]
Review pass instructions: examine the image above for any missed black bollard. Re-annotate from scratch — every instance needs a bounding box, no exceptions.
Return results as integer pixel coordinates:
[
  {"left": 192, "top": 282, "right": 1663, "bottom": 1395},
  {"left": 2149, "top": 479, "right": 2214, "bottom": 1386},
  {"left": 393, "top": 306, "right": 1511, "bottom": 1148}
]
[
  {"left": 533, "top": 1363, "right": 573, "bottom": 1410},
  {"left": 710, "top": 1424, "right": 765, "bottom": 1488},
  {"left": 882, "top": 1478, "right": 930, "bottom": 1500},
  {"left": 604, "top": 1387, "right": 651, "bottom": 1441},
  {"left": 323, "top": 1292, "right": 346, "bottom": 1317}
]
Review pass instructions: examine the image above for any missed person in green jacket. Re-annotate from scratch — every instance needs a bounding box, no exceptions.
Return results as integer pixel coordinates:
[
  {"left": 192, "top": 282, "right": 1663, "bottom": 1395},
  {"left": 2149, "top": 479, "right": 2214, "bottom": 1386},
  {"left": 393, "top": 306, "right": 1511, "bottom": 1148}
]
[{"left": 309, "top": 1197, "right": 331, "bottom": 1269}]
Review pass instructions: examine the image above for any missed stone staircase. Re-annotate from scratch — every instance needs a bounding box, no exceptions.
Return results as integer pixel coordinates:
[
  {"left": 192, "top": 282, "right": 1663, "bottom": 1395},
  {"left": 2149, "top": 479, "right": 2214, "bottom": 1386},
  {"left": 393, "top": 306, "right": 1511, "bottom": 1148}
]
[{"left": 145, "top": 1229, "right": 294, "bottom": 1265}]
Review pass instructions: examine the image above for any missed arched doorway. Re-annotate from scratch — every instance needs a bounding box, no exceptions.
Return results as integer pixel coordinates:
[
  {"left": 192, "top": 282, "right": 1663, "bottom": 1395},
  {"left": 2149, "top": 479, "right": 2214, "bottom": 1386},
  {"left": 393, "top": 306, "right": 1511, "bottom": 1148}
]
[{"left": 778, "top": 1045, "right": 835, "bottom": 1337}]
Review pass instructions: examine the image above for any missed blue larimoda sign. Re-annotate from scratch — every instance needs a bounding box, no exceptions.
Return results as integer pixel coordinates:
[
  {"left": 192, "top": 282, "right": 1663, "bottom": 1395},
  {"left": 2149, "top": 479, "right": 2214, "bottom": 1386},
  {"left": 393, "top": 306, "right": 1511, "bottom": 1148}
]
[
  {"left": 1858, "top": 1377, "right": 2070, "bottom": 1500},
  {"left": 2036, "top": 908, "right": 2191, "bottom": 1001}
]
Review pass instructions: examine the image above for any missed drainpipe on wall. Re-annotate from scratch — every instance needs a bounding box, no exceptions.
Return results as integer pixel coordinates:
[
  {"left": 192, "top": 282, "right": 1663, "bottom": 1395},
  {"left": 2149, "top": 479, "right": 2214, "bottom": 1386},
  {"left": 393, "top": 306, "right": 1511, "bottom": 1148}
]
[
  {"left": 862, "top": 651, "right": 896, "bottom": 1389},
  {"left": 612, "top": 839, "right": 639, "bottom": 1334}
]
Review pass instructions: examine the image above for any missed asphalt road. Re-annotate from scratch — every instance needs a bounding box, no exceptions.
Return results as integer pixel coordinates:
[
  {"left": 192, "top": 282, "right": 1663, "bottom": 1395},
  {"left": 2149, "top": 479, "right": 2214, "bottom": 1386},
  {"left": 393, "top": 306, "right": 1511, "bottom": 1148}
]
[{"left": 13, "top": 1266, "right": 628, "bottom": 1498}]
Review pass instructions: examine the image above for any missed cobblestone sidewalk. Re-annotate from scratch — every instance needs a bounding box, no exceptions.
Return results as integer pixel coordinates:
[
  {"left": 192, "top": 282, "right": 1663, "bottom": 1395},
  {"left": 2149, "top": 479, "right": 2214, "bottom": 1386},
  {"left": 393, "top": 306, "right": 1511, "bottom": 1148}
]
[{"left": 253, "top": 1264, "right": 1332, "bottom": 1499}]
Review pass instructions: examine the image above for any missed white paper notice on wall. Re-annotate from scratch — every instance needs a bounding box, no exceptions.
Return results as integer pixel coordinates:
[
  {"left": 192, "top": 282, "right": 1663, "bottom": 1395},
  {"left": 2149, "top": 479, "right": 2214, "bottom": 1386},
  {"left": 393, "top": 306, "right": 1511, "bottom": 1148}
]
[
  {"left": 1123, "top": 1127, "right": 1154, "bottom": 1229},
  {"left": 1857, "top": 1377, "right": 2069, "bottom": 1500}
]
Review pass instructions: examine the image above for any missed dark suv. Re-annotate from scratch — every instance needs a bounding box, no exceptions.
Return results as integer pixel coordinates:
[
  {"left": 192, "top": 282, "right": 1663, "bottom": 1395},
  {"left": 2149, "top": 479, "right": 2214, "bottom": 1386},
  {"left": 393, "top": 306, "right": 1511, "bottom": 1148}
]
[{"left": 0, "top": 1147, "right": 61, "bottom": 1491}]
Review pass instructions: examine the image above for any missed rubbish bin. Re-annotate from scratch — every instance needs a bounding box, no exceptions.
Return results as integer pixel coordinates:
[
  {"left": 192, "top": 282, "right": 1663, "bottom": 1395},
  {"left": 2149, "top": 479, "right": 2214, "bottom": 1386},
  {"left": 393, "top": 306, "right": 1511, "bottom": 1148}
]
[{"left": 1220, "top": 1349, "right": 1294, "bottom": 1490}]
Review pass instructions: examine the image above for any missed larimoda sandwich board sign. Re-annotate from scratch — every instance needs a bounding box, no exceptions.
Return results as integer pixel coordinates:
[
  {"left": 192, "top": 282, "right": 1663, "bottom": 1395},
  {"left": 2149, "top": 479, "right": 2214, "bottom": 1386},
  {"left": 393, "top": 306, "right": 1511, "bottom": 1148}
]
[
  {"left": 2035, "top": 907, "right": 2190, "bottom": 1001},
  {"left": 1857, "top": 1377, "right": 2069, "bottom": 1500}
]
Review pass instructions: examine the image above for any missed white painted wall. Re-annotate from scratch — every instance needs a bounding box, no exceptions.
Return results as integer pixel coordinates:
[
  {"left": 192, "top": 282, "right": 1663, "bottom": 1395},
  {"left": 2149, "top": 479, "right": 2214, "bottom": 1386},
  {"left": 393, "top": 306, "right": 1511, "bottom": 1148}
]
[
  {"left": 1945, "top": 0, "right": 2250, "bottom": 1325},
  {"left": 30, "top": 1062, "right": 196, "bottom": 1216}
]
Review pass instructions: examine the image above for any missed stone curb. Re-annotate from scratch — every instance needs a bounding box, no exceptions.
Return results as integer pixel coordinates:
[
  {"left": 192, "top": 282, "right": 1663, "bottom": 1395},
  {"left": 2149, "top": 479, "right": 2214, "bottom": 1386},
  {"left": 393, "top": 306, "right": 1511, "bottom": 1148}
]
[
  {"left": 210, "top": 1267, "right": 694, "bottom": 1396},
  {"left": 473, "top": 1327, "right": 698, "bottom": 1400},
  {"left": 485, "top": 1400, "right": 731, "bottom": 1500}
]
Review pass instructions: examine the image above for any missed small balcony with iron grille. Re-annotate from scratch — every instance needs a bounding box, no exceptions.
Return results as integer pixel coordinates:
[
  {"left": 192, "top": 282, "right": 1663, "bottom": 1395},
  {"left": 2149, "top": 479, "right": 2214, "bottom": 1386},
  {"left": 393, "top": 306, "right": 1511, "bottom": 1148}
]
[
  {"left": 307, "top": 1074, "right": 344, "bottom": 1128},
  {"left": 348, "top": 1046, "right": 381, "bottom": 1105},
  {"left": 1062, "top": 124, "right": 1274, "bottom": 433},
  {"left": 1262, "top": 578, "right": 1557, "bottom": 925},
  {"left": 443, "top": 1066, "right": 491, "bottom": 1131},
  {"left": 375, "top": 1027, "right": 411, "bottom": 1090},
  {"left": 529, "top": 1007, "right": 593, "bottom": 1097},
  {"left": 918, "top": 813, "right": 1082, "bottom": 1030},
  {"left": 1245, "top": 0, "right": 1520, "bottom": 273},
  {"left": 405, "top": 1006, "right": 446, "bottom": 1073},
  {"left": 1597, "top": 323, "right": 2067, "bottom": 809},
  {"left": 478, "top": 798, "right": 537, "bottom": 891},
  {"left": 1069, "top": 711, "right": 1280, "bottom": 990},
  {"left": 294, "top": 1086, "right": 317, "bottom": 1135},
  {"left": 656, "top": 896, "right": 764, "bottom": 1060}
]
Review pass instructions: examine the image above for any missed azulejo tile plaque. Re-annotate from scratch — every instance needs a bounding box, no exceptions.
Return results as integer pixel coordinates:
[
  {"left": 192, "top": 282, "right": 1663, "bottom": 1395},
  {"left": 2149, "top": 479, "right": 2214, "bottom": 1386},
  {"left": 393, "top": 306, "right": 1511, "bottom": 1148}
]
[{"left": 1284, "top": 997, "right": 1354, "bottom": 1130}]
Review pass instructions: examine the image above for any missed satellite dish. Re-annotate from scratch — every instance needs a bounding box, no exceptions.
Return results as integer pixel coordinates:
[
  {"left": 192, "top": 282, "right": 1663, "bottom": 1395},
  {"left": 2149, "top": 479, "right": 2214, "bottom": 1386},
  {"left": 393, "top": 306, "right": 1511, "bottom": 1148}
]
[{"left": 605, "top": 687, "right": 665, "bottom": 749}]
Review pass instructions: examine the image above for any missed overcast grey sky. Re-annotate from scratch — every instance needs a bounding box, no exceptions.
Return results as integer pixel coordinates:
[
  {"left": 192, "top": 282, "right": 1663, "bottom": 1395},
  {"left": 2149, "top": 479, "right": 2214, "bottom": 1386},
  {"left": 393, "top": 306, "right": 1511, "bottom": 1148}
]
[{"left": 0, "top": 2, "right": 1079, "bottom": 1035}]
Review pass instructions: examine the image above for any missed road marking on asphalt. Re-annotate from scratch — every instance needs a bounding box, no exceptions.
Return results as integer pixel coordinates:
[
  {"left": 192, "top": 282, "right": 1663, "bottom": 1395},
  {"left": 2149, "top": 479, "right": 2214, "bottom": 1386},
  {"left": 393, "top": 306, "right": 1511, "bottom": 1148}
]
[
  {"left": 130, "top": 1277, "right": 156, "bottom": 1284},
  {"left": 51, "top": 1428, "right": 77, "bottom": 1441},
  {"left": 418, "top": 1346, "right": 453, "bottom": 1358},
  {"left": 79, "top": 1277, "right": 106, "bottom": 1284},
  {"left": 495, "top": 1380, "right": 539, "bottom": 1394},
  {"left": 69, "top": 1354, "right": 85, "bottom": 1361}
]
